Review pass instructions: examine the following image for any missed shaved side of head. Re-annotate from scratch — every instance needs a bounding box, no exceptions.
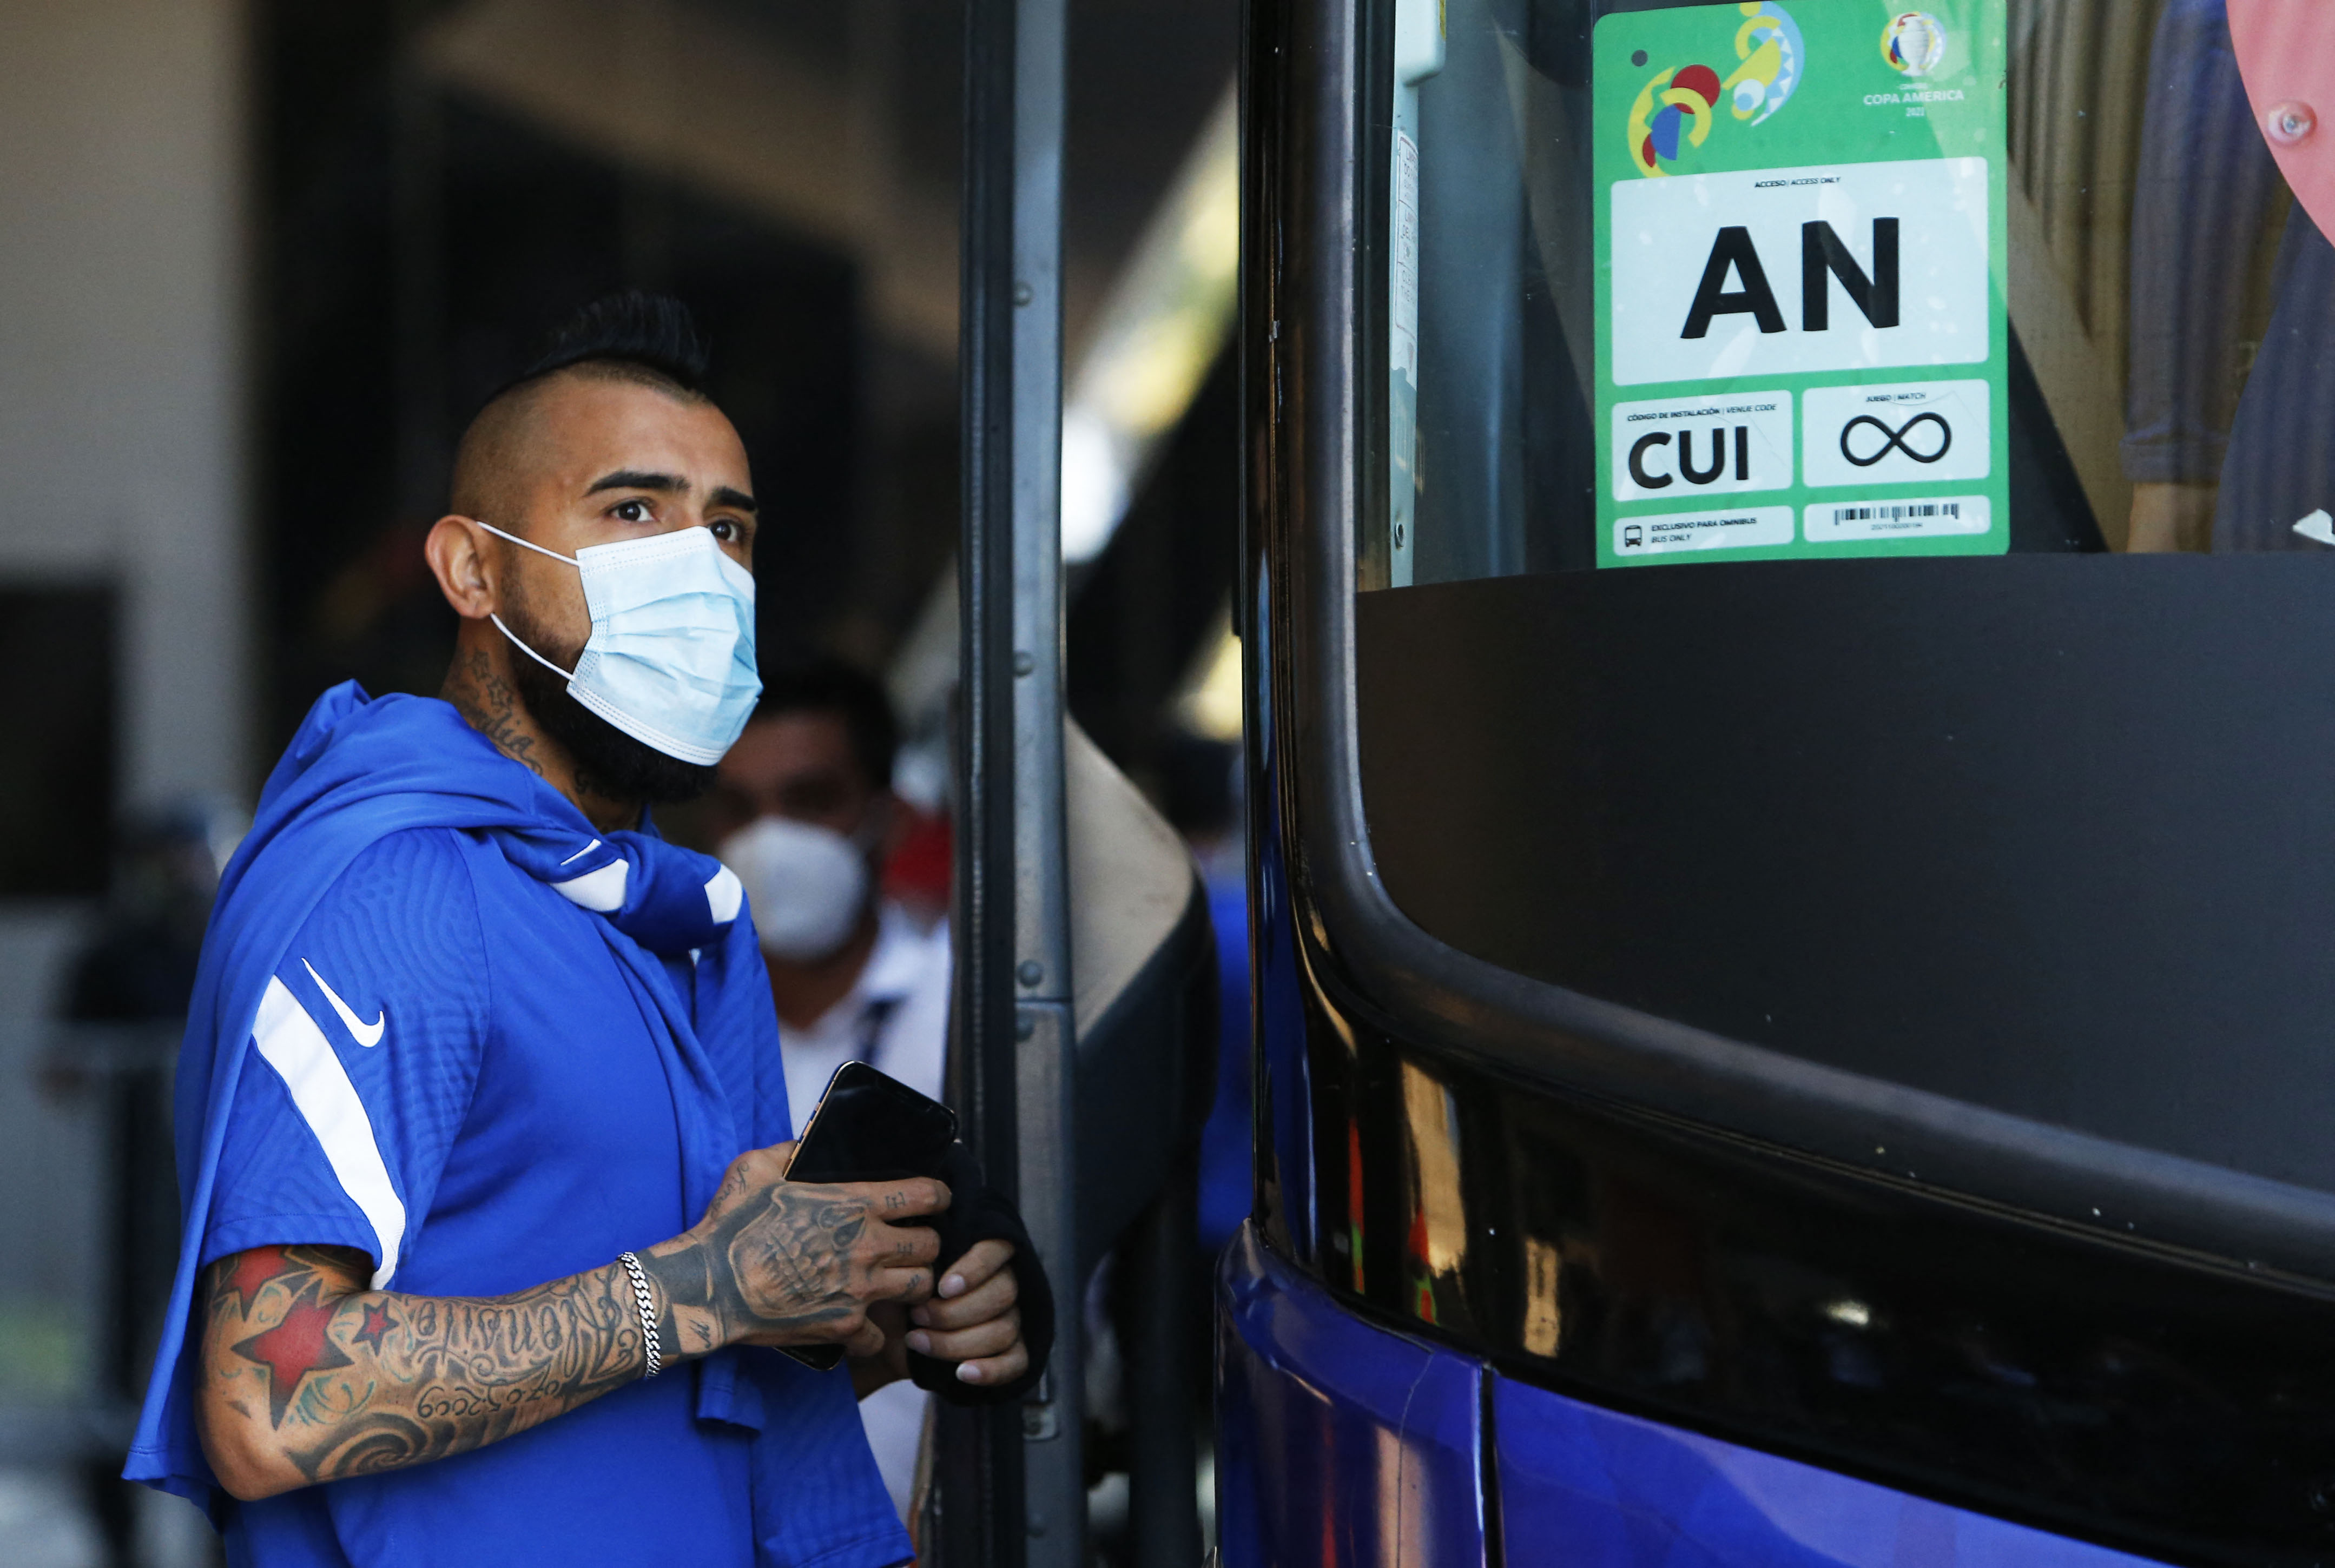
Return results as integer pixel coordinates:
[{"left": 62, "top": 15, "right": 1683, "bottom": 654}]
[
  {"left": 447, "top": 381, "right": 542, "bottom": 528},
  {"left": 448, "top": 361, "right": 710, "bottom": 532}
]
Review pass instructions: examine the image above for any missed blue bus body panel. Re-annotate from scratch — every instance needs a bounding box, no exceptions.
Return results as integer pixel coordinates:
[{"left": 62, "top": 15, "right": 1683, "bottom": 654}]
[
  {"left": 1493, "top": 1377, "right": 2171, "bottom": 1568},
  {"left": 1218, "top": 1226, "right": 1488, "bottom": 1567},
  {"left": 1221, "top": 1223, "right": 2173, "bottom": 1568}
]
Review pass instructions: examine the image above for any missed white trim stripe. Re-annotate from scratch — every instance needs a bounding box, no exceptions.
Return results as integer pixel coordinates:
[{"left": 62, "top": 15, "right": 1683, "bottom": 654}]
[
  {"left": 252, "top": 976, "right": 407, "bottom": 1289},
  {"left": 552, "top": 858, "right": 629, "bottom": 912},
  {"left": 705, "top": 864, "right": 743, "bottom": 924}
]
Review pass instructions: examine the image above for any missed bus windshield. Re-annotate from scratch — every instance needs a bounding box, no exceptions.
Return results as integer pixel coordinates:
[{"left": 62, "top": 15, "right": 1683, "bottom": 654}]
[{"left": 1374, "top": 0, "right": 2328, "bottom": 587}]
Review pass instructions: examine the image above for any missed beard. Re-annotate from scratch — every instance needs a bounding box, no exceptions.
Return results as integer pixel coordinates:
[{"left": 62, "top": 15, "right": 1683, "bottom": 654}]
[{"left": 501, "top": 598, "right": 719, "bottom": 808}]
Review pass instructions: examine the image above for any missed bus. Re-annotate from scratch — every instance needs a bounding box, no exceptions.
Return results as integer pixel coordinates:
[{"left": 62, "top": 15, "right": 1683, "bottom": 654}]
[{"left": 1216, "top": 1, "right": 2335, "bottom": 1563}]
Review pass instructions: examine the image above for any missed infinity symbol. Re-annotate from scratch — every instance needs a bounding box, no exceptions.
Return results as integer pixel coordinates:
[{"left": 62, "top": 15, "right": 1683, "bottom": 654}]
[{"left": 1841, "top": 412, "right": 1952, "bottom": 467}]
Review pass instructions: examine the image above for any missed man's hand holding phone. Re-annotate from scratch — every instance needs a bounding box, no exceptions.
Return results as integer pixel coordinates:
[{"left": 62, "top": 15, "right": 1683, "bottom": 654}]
[{"left": 639, "top": 1141, "right": 952, "bottom": 1362}]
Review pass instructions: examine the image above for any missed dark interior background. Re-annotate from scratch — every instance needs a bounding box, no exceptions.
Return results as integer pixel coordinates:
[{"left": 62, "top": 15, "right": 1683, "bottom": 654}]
[
  {"left": 250, "top": 0, "right": 1241, "bottom": 802},
  {"left": 1361, "top": 553, "right": 2335, "bottom": 1192},
  {"left": 0, "top": 587, "right": 115, "bottom": 898}
]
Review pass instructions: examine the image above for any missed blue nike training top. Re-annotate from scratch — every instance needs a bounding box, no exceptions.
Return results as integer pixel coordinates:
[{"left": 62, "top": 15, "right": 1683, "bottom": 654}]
[{"left": 127, "top": 684, "right": 909, "bottom": 1568}]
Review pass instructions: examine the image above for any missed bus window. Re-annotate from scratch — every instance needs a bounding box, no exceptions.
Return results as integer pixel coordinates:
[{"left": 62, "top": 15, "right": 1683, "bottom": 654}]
[
  {"left": 1369, "top": 0, "right": 2330, "bottom": 587},
  {"left": 1348, "top": 0, "right": 2335, "bottom": 1195}
]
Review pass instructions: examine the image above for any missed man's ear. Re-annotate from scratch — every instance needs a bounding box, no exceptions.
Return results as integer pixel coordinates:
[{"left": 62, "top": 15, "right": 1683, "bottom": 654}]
[{"left": 424, "top": 515, "right": 499, "bottom": 621}]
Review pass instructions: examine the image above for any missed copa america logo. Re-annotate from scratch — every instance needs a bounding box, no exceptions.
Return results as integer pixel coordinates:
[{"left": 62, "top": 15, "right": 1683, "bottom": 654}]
[{"left": 1882, "top": 11, "right": 1948, "bottom": 77}]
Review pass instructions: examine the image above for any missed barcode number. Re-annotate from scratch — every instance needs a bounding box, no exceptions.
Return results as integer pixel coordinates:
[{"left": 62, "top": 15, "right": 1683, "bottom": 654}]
[{"left": 1831, "top": 502, "right": 1962, "bottom": 524}]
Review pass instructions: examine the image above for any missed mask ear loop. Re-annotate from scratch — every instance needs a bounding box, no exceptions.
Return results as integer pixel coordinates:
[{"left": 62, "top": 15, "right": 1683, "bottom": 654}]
[
  {"left": 473, "top": 518, "right": 579, "bottom": 565},
  {"left": 473, "top": 519, "right": 584, "bottom": 680},
  {"left": 491, "top": 613, "right": 580, "bottom": 682}
]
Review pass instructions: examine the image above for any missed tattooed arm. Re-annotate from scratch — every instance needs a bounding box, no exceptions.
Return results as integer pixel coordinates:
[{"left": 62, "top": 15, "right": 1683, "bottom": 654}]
[
  {"left": 195, "top": 1150, "right": 947, "bottom": 1500},
  {"left": 195, "top": 1244, "right": 649, "bottom": 1499}
]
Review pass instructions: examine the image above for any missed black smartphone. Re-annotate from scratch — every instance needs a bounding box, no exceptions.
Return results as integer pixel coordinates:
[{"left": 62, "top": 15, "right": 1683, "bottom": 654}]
[{"left": 775, "top": 1061, "right": 959, "bottom": 1370}]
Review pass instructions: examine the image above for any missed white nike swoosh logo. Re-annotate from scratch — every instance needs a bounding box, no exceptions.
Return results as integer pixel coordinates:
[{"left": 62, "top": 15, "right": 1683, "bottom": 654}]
[
  {"left": 2296, "top": 510, "right": 2335, "bottom": 547},
  {"left": 302, "top": 959, "right": 386, "bottom": 1047}
]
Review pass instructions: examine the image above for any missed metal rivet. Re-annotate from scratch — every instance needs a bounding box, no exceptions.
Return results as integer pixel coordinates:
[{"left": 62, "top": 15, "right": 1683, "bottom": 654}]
[
  {"left": 1013, "top": 282, "right": 1034, "bottom": 306},
  {"left": 1015, "top": 1013, "right": 1035, "bottom": 1041},
  {"left": 2268, "top": 100, "right": 2319, "bottom": 146},
  {"left": 1017, "top": 960, "right": 1043, "bottom": 987},
  {"left": 1013, "top": 650, "right": 1035, "bottom": 676}
]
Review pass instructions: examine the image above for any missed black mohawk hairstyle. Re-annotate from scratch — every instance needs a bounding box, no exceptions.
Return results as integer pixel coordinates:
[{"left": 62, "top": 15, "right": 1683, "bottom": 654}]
[{"left": 512, "top": 289, "right": 711, "bottom": 395}]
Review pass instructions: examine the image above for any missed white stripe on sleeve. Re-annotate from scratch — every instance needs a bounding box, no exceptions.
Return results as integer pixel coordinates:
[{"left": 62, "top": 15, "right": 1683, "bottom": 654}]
[
  {"left": 552, "top": 859, "right": 629, "bottom": 912},
  {"left": 250, "top": 975, "right": 409, "bottom": 1289},
  {"left": 705, "top": 864, "right": 743, "bottom": 924}
]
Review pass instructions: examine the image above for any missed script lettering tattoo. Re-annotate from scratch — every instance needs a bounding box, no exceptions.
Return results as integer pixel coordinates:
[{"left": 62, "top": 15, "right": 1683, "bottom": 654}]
[
  {"left": 444, "top": 647, "right": 544, "bottom": 778},
  {"left": 199, "top": 1244, "right": 647, "bottom": 1488},
  {"left": 439, "top": 629, "right": 637, "bottom": 823}
]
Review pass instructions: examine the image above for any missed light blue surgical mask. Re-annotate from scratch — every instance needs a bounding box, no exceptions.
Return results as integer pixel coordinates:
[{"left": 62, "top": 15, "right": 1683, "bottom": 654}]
[{"left": 477, "top": 520, "right": 762, "bottom": 765}]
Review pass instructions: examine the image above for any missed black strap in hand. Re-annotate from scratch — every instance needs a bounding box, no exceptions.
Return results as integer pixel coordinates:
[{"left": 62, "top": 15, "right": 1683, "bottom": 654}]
[{"left": 907, "top": 1141, "right": 1053, "bottom": 1406}]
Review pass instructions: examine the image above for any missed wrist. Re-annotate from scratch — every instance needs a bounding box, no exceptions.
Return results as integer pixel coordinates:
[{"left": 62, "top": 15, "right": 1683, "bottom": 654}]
[
  {"left": 638, "top": 1235, "right": 728, "bottom": 1361},
  {"left": 615, "top": 1252, "right": 665, "bottom": 1378}
]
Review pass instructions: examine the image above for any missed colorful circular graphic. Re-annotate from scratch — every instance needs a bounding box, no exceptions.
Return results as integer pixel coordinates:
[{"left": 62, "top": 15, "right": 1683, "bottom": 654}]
[
  {"left": 1624, "top": 4, "right": 1804, "bottom": 177},
  {"left": 1882, "top": 11, "right": 1949, "bottom": 76},
  {"left": 1627, "top": 63, "right": 1723, "bottom": 176}
]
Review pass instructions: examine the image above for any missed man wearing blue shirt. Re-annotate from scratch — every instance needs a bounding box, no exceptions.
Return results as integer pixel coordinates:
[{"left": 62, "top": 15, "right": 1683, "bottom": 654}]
[{"left": 124, "top": 294, "right": 1033, "bottom": 1567}]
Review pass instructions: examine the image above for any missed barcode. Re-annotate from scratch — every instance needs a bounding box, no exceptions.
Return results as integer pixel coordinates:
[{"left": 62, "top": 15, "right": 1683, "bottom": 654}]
[{"left": 1831, "top": 502, "right": 1962, "bottom": 524}]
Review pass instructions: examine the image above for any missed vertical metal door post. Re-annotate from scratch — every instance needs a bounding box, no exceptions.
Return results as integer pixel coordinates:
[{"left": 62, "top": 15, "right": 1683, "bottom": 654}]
[{"left": 955, "top": 0, "right": 1078, "bottom": 1559}]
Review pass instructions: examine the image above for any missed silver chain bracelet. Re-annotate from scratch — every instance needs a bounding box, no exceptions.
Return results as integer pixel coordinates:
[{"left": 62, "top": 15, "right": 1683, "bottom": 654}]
[{"left": 617, "top": 1252, "right": 663, "bottom": 1378}]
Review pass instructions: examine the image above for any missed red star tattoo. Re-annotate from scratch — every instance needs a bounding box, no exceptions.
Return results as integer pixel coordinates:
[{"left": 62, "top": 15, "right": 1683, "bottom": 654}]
[
  {"left": 222, "top": 1247, "right": 299, "bottom": 1317},
  {"left": 352, "top": 1300, "right": 397, "bottom": 1353},
  {"left": 233, "top": 1279, "right": 352, "bottom": 1427}
]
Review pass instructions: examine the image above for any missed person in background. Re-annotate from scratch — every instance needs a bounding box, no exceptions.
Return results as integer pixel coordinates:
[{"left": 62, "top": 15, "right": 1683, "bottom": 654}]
[
  {"left": 708, "top": 659, "right": 952, "bottom": 1522},
  {"left": 2122, "top": 0, "right": 2335, "bottom": 555}
]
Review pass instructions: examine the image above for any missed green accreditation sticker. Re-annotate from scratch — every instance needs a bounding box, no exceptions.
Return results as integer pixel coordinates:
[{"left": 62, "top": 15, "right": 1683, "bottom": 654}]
[{"left": 1593, "top": 3, "right": 2009, "bottom": 568}]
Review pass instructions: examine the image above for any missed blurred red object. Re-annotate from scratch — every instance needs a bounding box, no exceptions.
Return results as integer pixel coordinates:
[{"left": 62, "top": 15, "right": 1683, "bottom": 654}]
[{"left": 882, "top": 804, "right": 952, "bottom": 928}]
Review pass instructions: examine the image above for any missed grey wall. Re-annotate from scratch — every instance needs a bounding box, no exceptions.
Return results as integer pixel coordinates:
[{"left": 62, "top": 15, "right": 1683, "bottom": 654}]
[{"left": 0, "top": 0, "right": 252, "bottom": 1011}]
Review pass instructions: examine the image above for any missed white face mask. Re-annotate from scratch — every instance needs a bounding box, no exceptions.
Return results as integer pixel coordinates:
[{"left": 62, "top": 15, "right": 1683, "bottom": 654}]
[
  {"left": 718, "top": 816, "right": 872, "bottom": 961},
  {"left": 478, "top": 520, "right": 761, "bottom": 765}
]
